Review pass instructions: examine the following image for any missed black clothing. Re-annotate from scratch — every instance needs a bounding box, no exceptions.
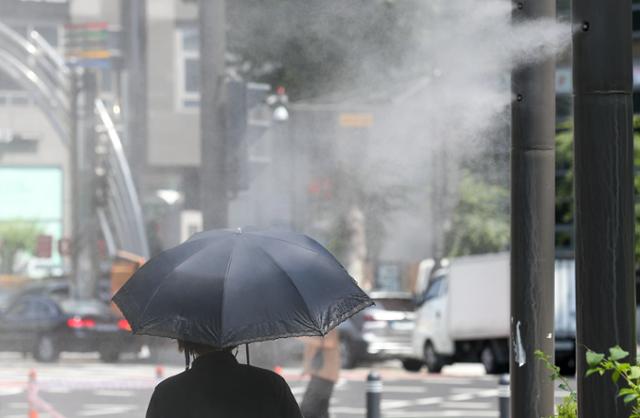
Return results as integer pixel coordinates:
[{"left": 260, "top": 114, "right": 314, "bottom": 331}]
[
  {"left": 300, "top": 376, "right": 335, "bottom": 418},
  {"left": 146, "top": 351, "right": 303, "bottom": 418}
]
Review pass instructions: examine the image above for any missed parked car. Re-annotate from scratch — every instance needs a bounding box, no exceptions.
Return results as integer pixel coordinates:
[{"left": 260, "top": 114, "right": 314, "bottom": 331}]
[
  {"left": 0, "top": 294, "right": 142, "bottom": 362},
  {"left": 337, "top": 291, "right": 422, "bottom": 371},
  {"left": 18, "top": 277, "right": 112, "bottom": 302}
]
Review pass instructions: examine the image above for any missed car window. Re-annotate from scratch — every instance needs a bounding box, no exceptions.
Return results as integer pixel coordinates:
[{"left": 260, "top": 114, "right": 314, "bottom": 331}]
[
  {"left": 424, "top": 278, "right": 443, "bottom": 301},
  {"left": 373, "top": 298, "right": 415, "bottom": 312},
  {"left": 6, "top": 300, "right": 31, "bottom": 317},
  {"left": 438, "top": 279, "right": 448, "bottom": 297},
  {"left": 32, "top": 300, "right": 58, "bottom": 318},
  {"left": 60, "top": 299, "right": 111, "bottom": 317}
]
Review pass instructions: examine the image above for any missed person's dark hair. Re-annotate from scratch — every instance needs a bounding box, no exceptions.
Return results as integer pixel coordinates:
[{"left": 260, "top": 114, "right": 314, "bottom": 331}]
[{"left": 177, "top": 340, "right": 235, "bottom": 369}]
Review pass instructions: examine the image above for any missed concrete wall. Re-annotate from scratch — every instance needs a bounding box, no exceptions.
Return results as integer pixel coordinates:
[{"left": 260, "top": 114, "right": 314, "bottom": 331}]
[{"left": 0, "top": 105, "right": 71, "bottom": 240}]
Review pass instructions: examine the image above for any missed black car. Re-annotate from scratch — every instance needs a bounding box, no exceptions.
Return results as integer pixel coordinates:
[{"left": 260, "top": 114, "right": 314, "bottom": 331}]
[
  {"left": 0, "top": 294, "right": 141, "bottom": 362},
  {"left": 337, "top": 291, "right": 422, "bottom": 371}
]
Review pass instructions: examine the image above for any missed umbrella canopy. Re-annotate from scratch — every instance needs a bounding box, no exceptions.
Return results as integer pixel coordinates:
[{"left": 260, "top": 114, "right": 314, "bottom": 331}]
[{"left": 112, "top": 228, "right": 373, "bottom": 348}]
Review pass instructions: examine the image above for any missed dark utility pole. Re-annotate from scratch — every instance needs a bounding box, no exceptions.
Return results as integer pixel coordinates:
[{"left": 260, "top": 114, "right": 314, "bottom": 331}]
[
  {"left": 199, "top": 0, "right": 228, "bottom": 229},
  {"left": 573, "top": 0, "right": 636, "bottom": 416},
  {"left": 121, "top": 0, "right": 147, "bottom": 191},
  {"left": 510, "top": 0, "right": 556, "bottom": 416}
]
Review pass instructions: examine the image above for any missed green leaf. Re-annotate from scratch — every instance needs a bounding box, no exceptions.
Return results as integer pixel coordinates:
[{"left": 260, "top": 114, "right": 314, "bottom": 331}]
[
  {"left": 612, "top": 370, "right": 621, "bottom": 383},
  {"left": 610, "top": 346, "right": 630, "bottom": 361},
  {"left": 629, "top": 366, "right": 640, "bottom": 380},
  {"left": 586, "top": 368, "right": 600, "bottom": 377},
  {"left": 587, "top": 351, "right": 605, "bottom": 367},
  {"left": 619, "top": 388, "right": 636, "bottom": 397},
  {"left": 624, "top": 393, "right": 639, "bottom": 404}
]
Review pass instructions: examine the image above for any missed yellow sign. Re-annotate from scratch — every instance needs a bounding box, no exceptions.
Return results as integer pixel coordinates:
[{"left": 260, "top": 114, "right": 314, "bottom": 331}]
[
  {"left": 339, "top": 113, "right": 373, "bottom": 128},
  {"left": 66, "top": 50, "right": 112, "bottom": 59}
]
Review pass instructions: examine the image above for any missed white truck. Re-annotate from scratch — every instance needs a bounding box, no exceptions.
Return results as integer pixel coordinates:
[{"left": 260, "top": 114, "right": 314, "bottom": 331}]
[{"left": 412, "top": 253, "right": 576, "bottom": 374}]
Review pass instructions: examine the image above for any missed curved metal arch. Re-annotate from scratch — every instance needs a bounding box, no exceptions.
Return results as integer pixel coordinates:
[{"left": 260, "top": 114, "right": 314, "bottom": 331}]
[
  {"left": 0, "top": 24, "right": 71, "bottom": 112},
  {"left": 0, "top": 51, "right": 71, "bottom": 147}
]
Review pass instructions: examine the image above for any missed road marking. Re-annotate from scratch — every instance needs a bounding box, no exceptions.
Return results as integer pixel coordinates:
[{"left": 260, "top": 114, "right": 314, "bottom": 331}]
[
  {"left": 448, "top": 393, "right": 476, "bottom": 401},
  {"left": 0, "top": 387, "right": 23, "bottom": 396},
  {"left": 44, "top": 386, "right": 71, "bottom": 394},
  {"left": 385, "top": 411, "right": 498, "bottom": 417},
  {"left": 441, "top": 401, "right": 493, "bottom": 409},
  {"left": 382, "top": 399, "right": 415, "bottom": 409},
  {"left": 382, "top": 385, "right": 426, "bottom": 393},
  {"left": 79, "top": 404, "right": 138, "bottom": 416},
  {"left": 331, "top": 406, "right": 366, "bottom": 414},
  {"left": 415, "top": 397, "right": 445, "bottom": 406},
  {"left": 93, "top": 389, "right": 135, "bottom": 397}
]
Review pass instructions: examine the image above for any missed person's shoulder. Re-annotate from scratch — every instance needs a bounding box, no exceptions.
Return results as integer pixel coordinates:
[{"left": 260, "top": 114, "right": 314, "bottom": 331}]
[
  {"left": 154, "top": 369, "right": 191, "bottom": 392},
  {"left": 238, "top": 364, "right": 289, "bottom": 385}
]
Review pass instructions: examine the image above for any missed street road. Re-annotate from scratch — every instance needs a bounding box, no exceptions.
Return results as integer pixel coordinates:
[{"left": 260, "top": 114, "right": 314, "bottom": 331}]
[{"left": 0, "top": 353, "right": 571, "bottom": 418}]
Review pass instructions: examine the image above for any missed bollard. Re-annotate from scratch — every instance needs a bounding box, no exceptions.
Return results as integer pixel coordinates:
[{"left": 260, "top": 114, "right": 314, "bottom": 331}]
[
  {"left": 155, "top": 365, "right": 164, "bottom": 380},
  {"left": 366, "top": 370, "right": 382, "bottom": 418},
  {"left": 27, "top": 369, "right": 38, "bottom": 418},
  {"left": 498, "top": 374, "right": 510, "bottom": 418}
]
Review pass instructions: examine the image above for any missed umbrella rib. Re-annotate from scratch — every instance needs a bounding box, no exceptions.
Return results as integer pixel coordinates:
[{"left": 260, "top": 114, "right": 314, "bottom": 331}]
[
  {"left": 219, "top": 235, "right": 239, "bottom": 345},
  {"left": 253, "top": 244, "right": 320, "bottom": 332}
]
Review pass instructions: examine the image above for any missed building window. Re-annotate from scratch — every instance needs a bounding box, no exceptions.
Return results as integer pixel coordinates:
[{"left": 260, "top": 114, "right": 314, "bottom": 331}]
[{"left": 176, "top": 26, "right": 200, "bottom": 110}]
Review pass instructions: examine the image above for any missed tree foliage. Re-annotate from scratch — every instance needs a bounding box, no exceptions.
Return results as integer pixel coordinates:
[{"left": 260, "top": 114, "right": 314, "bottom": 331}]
[
  {"left": 555, "top": 117, "right": 640, "bottom": 264},
  {"left": 0, "top": 221, "right": 41, "bottom": 274},
  {"left": 227, "top": 0, "right": 422, "bottom": 100},
  {"left": 444, "top": 171, "right": 510, "bottom": 257},
  {"left": 447, "top": 116, "right": 640, "bottom": 263}
]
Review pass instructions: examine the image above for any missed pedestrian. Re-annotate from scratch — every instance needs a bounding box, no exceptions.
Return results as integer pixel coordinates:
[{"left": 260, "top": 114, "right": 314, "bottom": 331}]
[
  {"left": 146, "top": 339, "right": 303, "bottom": 418},
  {"left": 300, "top": 329, "right": 341, "bottom": 418}
]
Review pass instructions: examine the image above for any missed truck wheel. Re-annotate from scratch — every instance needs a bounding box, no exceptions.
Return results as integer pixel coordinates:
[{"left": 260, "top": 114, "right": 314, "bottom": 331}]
[
  {"left": 402, "top": 359, "right": 424, "bottom": 372},
  {"left": 340, "top": 338, "right": 357, "bottom": 369},
  {"left": 33, "top": 335, "right": 59, "bottom": 363},
  {"left": 480, "top": 345, "right": 504, "bottom": 374},
  {"left": 424, "top": 342, "right": 444, "bottom": 373}
]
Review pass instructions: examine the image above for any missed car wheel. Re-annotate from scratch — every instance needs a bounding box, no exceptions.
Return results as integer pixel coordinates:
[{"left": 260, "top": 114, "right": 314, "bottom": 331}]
[
  {"left": 33, "top": 335, "right": 59, "bottom": 363},
  {"left": 340, "top": 338, "right": 357, "bottom": 369},
  {"left": 99, "top": 349, "right": 120, "bottom": 363},
  {"left": 423, "top": 342, "right": 444, "bottom": 373},
  {"left": 480, "top": 345, "right": 504, "bottom": 374},
  {"left": 402, "top": 358, "right": 424, "bottom": 373}
]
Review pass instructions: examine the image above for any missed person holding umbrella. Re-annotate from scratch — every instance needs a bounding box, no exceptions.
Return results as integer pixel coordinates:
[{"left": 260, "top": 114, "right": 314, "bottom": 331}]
[
  {"left": 112, "top": 228, "right": 372, "bottom": 418},
  {"left": 146, "top": 339, "right": 302, "bottom": 417}
]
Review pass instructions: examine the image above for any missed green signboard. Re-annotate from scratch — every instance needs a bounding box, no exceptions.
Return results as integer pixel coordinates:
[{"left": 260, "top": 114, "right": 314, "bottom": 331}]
[{"left": 0, "top": 167, "right": 64, "bottom": 275}]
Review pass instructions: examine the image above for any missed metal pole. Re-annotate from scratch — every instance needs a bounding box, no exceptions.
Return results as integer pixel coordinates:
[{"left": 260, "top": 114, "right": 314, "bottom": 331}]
[
  {"left": 75, "top": 70, "right": 99, "bottom": 299},
  {"left": 366, "top": 371, "right": 382, "bottom": 418},
  {"left": 573, "top": 0, "right": 636, "bottom": 415},
  {"left": 510, "top": 1, "right": 556, "bottom": 417},
  {"left": 121, "top": 0, "right": 147, "bottom": 192},
  {"left": 199, "top": 0, "right": 228, "bottom": 229},
  {"left": 70, "top": 67, "right": 80, "bottom": 298},
  {"left": 498, "top": 374, "right": 510, "bottom": 418}
]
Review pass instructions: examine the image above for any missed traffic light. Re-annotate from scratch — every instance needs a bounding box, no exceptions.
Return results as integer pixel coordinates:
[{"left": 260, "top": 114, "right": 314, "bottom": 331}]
[{"left": 225, "top": 80, "right": 273, "bottom": 194}]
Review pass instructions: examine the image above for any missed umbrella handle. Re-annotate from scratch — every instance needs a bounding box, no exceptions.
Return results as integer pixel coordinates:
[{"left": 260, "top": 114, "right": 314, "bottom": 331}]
[{"left": 245, "top": 344, "right": 250, "bottom": 365}]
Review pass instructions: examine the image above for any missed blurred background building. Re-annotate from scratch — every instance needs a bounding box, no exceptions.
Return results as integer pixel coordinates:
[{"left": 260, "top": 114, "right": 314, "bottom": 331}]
[{"left": 2, "top": 0, "right": 640, "bottom": 291}]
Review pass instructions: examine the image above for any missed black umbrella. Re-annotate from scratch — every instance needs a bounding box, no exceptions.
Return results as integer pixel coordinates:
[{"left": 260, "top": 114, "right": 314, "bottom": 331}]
[{"left": 112, "top": 228, "right": 373, "bottom": 350}]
